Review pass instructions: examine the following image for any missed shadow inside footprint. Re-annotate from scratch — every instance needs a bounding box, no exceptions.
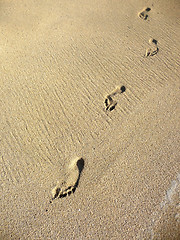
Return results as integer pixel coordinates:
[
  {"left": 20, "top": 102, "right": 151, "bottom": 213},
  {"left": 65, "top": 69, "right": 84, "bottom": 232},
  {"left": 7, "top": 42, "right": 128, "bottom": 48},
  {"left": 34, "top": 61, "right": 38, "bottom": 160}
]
[
  {"left": 121, "top": 86, "right": 126, "bottom": 93},
  {"left": 77, "top": 158, "right": 85, "bottom": 174},
  {"left": 105, "top": 98, "right": 108, "bottom": 107},
  {"left": 51, "top": 158, "right": 85, "bottom": 200},
  {"left": 146, "top": 7, "right": 151, "bottom": 12},
  {"left": 152, "top": 39, "right": 158, "bottom": 45},
  {"left": 139, "top": 7, "right": 151, "bottom": 20},
  {"left": 58, "top": 158, "right": 85, "bottom": 198},
  {"left": 145, "top": 39, "right": 159, "bottom": 57},
  {"left": 151, "top": 47, "right": 159, "bottom": 56},
  {"left": 109, "top": 104, "right": 116, "bottom": 111},
  {"left": 104, "top": 85, "right": 126, "bottom": 112},
  {"left": 72, "top": 158, "right": 84, "bottom": 190}
]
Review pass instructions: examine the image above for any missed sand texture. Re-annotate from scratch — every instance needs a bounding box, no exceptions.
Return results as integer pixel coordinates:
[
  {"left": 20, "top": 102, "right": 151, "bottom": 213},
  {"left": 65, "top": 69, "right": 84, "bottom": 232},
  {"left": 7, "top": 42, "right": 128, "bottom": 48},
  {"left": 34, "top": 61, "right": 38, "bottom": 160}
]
[{"left": 0, "top": 0, "right": 180, "bottom": 239}]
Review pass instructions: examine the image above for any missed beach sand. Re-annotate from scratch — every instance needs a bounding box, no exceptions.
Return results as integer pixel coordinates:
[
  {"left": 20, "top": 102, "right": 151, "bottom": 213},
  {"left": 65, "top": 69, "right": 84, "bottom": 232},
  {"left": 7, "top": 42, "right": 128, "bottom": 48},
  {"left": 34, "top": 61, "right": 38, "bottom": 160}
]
[{"left": 0, "top": 0, "right": 180, "bottom": 239}]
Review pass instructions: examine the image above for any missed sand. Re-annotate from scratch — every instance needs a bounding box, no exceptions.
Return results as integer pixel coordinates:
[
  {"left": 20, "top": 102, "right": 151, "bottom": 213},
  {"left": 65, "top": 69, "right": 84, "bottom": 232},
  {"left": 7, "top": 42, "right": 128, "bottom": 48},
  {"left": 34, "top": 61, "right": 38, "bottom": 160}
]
[{"left": 0, "top": 0, "right": 180, "bottom": 239}]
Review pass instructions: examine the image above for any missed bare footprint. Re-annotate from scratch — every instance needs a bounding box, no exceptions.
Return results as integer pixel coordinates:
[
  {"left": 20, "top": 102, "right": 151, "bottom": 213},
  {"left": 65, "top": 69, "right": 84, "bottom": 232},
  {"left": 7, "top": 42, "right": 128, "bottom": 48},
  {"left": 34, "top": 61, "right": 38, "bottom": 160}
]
[
  {"left": 104, "top": 86, "right": 126, "bottom": 111},
  {"left": 51, "top": 157, "right": 84, "bottom": 200},
  {"left": 145, "top": 38, "right": 159, "bottom": 57},
  {"left": 138, "top": 7, "right": 151, "bottom": 20}
]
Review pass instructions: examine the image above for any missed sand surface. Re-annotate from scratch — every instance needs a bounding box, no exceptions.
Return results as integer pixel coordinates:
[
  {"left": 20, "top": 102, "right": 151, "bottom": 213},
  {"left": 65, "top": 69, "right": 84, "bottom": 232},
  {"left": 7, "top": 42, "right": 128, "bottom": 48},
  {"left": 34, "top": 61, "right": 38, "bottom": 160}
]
[{"left": 0, "top": 0, "right": 180, "bottom": 239}]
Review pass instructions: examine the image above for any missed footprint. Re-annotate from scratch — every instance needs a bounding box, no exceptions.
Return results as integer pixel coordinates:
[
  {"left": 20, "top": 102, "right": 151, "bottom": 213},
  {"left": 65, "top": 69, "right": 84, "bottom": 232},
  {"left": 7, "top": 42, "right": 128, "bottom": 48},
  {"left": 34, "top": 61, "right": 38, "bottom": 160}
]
[
  {"left": 51, "top": 157, "right": 84, "bottom": 200},
  {"left": 138, "top": 7, "right": 151, "bottom": 20},
  {"left": 145, "top": 38, "right": 159, "bottom": 57},
  {"left": 104, "top": 86, "right": 126, "bottom": 111}
]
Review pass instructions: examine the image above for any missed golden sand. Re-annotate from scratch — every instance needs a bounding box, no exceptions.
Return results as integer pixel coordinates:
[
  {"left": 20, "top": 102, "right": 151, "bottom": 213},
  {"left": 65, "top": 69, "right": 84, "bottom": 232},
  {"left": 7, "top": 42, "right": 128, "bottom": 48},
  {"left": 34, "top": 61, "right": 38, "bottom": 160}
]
[{"left": 0, "top": 0, "right": 179, "bottom": 239}]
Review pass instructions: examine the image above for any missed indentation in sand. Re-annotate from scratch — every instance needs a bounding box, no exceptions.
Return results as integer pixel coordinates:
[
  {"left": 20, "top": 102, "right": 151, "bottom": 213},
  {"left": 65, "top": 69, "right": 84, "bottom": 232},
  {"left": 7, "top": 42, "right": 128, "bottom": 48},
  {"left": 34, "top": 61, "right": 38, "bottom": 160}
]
[
  {"left": 145, "top": 38, "right": 159, "bottom": 57},
  {"left": 138, "top": 7, "right": 151, "bottom": 20},
  {"left": 104, "top": 85, "right": 126, "bottom": 111},
  {"left": 51, "top": 157, "right": 84, "bottom": 200}
]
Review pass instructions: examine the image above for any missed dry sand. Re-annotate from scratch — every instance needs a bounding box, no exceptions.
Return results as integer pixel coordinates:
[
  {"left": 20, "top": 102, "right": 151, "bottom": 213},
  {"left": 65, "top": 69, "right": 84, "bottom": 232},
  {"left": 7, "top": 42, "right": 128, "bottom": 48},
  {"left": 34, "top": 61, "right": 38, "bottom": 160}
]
[{"left": 0, "top": 0, "right": 180, "bottom": 239}]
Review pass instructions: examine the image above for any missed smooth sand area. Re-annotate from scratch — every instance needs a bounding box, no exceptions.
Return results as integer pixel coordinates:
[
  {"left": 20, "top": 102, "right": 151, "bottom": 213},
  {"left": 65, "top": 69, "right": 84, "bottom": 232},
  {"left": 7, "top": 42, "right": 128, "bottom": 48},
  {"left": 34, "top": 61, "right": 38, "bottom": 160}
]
[{"left": 0, "top": 0, "right": 180, "bottom": 239}]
